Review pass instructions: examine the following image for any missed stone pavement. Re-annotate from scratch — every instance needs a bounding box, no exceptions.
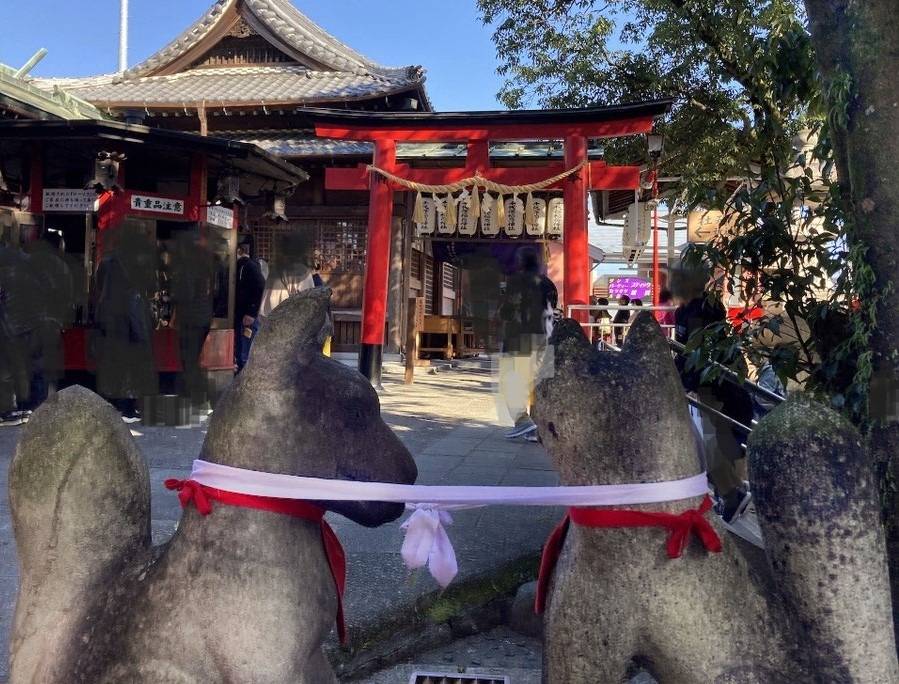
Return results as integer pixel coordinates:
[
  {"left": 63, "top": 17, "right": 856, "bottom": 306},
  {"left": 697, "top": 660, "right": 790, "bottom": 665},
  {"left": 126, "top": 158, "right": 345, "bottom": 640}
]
[{"left": 0, "top": 362, "right": 560, "bottom": 681}]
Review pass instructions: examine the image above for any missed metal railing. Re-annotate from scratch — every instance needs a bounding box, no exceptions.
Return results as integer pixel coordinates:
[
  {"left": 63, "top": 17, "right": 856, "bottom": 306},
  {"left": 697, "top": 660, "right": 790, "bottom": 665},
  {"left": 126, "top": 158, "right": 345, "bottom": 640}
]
[{"left": 566, "top": 304, "right": 677, "bottom": 343}]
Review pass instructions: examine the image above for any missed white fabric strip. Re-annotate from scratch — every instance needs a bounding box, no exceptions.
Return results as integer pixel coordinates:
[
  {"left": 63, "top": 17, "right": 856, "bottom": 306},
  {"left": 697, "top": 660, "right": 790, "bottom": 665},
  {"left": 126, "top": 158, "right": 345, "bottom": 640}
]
[
  {"left": 190, "top": 460, "right": 709, "bottom": 507},
  {"left": 187, "top": 459, "right": 710, "bottom": 588}
]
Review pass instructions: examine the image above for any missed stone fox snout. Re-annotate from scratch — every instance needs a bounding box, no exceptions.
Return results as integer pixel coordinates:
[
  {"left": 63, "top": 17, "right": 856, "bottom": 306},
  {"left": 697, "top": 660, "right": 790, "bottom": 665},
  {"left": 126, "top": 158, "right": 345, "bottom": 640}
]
[{"left": 198, "top": 287, "right": 418, "bottom": 527}]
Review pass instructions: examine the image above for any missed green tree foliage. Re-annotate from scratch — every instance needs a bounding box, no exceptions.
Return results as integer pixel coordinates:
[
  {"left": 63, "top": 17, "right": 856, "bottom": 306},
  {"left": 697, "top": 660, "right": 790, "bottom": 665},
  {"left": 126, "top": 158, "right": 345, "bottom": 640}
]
[{"left": 479, "top": 0, "right": 870, "bottom": 419}]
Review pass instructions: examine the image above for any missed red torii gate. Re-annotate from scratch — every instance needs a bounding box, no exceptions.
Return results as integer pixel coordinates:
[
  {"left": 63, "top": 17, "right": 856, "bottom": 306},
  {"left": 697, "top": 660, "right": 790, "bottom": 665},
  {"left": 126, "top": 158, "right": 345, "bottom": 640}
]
[{"left": 309, "top": 100, "right": 672, "bottom": 382}]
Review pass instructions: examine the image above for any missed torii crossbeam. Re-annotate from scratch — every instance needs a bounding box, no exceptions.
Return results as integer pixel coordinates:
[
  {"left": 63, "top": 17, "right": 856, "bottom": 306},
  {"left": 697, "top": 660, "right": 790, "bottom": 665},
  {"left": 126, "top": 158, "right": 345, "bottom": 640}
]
[{"left": 307, "top": 100, "right": 673, "bottom": 383}]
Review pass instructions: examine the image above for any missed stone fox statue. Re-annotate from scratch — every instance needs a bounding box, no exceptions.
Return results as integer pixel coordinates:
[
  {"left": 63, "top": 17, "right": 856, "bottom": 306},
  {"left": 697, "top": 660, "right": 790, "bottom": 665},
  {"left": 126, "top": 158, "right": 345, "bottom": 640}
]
[
  {"left": 9, "top": 288, "right": 417, "bottom": 683},
  {"left": 534, "top": 313, "right": 897, "bottom": 684}
]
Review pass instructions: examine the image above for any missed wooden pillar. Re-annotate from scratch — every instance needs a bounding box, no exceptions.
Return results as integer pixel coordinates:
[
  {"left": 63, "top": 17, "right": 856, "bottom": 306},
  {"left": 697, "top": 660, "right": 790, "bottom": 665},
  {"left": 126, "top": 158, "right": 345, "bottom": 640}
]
[
  {"left": 359, "top": 139, "right": 396, "bottom": 385},
  {"left": 188, "top": 152, "right": 207, "bottom": 223},
  {"left": 563, "top": 134, "right": 589, "bottom": 323},
  {"left": 386, "top": 215, "right": 405, "bottom": 353},
  {"left": 28, "top": 144, "right": 43, "bottom": 214}
]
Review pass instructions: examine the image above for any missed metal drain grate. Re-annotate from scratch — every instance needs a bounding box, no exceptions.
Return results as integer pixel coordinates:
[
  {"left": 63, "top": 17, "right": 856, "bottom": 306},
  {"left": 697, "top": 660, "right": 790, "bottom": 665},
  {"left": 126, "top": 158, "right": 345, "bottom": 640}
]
[{"left": 409, "top": 672, "right": 510, "bottom": 684}]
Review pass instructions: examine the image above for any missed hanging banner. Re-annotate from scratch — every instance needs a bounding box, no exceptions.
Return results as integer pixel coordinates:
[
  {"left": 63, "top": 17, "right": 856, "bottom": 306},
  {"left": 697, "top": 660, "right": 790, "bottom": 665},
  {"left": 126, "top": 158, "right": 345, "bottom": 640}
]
[
  {"left": 42, "top": 189, "right": 98, "bottom": 213},
  {"left": 206, "top": 205, "right": 234, "bottom": 229},
  {"left": 130, "top": 194, "right": 185, "bottom": 216}
]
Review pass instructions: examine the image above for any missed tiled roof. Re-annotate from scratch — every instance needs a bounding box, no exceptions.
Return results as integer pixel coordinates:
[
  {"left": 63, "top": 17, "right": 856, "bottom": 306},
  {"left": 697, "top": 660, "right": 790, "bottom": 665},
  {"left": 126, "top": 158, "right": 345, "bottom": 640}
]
[
  {"left": 32, "top": 65, "right": 418, "bottom": 107},
  {"left": 123, "top": 0, "right": 418, "bottom": 80},
  {"left": 213, "top": 130, "right": 606, "bottom": 159},
  {"left": 0, "top": 63, "right": 104, "bottom": 120}
]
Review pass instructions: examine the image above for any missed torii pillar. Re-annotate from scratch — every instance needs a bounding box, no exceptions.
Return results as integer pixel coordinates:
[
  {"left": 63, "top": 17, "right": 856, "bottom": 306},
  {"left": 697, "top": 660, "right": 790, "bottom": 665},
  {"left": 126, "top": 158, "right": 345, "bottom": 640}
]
[
  {"left": 563, "top": 134, "right": 590, "bottom": 323},
  {"left": 359, "top": 139, "right": 396, "bottom": 386}
]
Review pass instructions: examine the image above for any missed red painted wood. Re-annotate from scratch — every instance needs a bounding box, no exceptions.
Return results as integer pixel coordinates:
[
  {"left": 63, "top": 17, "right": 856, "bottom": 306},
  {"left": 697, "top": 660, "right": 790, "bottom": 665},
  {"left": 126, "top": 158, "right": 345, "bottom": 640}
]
[
  {"left": 187, "top": 153, "right": 207, "bottom": 222},
  {"left": 466, "top": 140, "right": 490, "bottom": 173},
  {"left": 314, "top": 116, "right": 656, "bottom": 142},
  {"left": 199, "top": 329, "right": 234, "bottom": 371},
  {"left": 361, "top": 139, "right": 396, "bottom": 346},
  {"left": 563, "top": 134, "right": 590, "bottom": 323},
  {"left": 324, "top": 162, "right": 640, "bottom": 192}
]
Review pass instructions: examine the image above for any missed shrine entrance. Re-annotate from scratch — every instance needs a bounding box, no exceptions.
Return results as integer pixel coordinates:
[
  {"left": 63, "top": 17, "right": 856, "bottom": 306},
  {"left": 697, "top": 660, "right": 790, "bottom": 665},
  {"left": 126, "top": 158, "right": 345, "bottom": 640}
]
[{"left": 309, "top": 101, "right": 671, "bottom": 383}]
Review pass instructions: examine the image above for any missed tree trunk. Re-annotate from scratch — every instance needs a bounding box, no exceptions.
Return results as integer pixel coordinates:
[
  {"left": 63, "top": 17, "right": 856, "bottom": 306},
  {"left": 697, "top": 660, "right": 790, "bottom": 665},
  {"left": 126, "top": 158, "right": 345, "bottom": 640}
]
[{"left": 804, "top": 0, "right": 899, "bottom": 643}]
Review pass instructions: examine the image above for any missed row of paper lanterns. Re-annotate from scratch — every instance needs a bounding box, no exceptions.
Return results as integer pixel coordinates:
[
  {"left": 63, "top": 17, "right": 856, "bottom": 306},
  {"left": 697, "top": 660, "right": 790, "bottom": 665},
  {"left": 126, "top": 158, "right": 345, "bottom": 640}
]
[{"left": 415, "top": 194, "right": 565, "bottom": 238}]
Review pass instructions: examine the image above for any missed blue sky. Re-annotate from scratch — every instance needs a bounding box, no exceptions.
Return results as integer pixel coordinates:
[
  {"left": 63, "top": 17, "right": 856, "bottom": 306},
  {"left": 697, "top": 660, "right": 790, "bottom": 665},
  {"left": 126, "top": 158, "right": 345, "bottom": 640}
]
[{"left": 0, "top": 0, "right": 504, "bottom": 111}]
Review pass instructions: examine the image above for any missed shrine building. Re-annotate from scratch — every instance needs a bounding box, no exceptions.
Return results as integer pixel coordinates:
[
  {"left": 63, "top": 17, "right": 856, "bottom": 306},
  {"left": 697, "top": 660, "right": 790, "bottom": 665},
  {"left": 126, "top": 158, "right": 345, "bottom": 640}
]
[{"left": 18, "top": 0, "right": 670, "bottom": 382}]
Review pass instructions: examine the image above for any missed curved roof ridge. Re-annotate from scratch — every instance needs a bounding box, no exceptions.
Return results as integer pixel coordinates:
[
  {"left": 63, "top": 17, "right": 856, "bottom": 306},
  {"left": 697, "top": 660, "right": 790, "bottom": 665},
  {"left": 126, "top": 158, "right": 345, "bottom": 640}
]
[
  {"left": 120, "top": 0, "right": 423, "bottom": 82},
  {"left": 244, "top": 0, "right": 417, "bottom": 78},
  {"left": 126, "top": 0, "right": 234, "bottom": 78}
]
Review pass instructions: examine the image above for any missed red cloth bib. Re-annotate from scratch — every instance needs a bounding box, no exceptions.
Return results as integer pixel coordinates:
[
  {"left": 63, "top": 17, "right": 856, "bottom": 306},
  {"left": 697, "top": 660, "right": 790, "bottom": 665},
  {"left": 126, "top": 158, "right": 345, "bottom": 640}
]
[
  {"left": 165, "top": 478, "right": 347, "bottom": 645},
  {"left": 534, "top": 495, "right": 721, "bottom": 614}
]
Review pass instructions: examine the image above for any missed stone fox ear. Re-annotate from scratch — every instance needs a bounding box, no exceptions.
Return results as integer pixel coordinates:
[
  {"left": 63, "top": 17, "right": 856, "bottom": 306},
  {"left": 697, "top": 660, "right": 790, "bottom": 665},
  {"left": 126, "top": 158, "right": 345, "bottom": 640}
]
[
  {"left": 547, "top": 318, "right": 594, "bottom": 375},
  {"left": 251, "top": 288, "right": 332, "bottom": 362},
  {"left": 621, "top": 312, "right": 673, "bottom": 369}
]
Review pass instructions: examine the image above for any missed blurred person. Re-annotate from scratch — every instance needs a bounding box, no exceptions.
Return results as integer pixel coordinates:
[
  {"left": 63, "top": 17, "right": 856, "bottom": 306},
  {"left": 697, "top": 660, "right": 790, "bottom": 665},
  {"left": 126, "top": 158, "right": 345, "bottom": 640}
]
[
  {"left": 0, "top": 237, "right": 46, "bottom": 423},
  {"left": 612, "top": 294, "right": 631, "bottom": 346},
  {"left": 27, "top": 230, "right": 74, "bottom": 399},
  {"left": 94, "top": 228, "right": 158, "bottom": 422},
  {"left": 498, "top": 247, "right": 557, "bottom": 439},
  {"left": 170, "top": 231, "right": 215, "bottom": 409},
  {"left": 234, "top": 240, "right": 265, "bottom": 373},
  {"left": 657, "top": 288, "right": 676, "bottom": 329},
  {"left": 674, "top": 290, "right": 753, "bottom": 523}
]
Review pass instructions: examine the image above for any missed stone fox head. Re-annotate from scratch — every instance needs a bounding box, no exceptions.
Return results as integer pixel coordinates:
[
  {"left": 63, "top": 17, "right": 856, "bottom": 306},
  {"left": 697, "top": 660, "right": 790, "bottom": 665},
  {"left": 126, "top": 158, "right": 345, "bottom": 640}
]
[
  {"left": 534, "top": 312, "right": 700, "bottom": 486},
  {"left": 202, "top": 287, "right": 418, "bottom": 525}
]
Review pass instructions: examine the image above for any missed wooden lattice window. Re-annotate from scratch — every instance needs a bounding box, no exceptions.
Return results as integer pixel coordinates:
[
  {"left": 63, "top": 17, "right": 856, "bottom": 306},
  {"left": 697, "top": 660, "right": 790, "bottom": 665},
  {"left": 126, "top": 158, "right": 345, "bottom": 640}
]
[
  {"left": 423, "top": 255, "right": 434, "bottom": 315},
  {"left": 252, "top": 218, "right": 367, "bottom": 275},
  {"left": 192, "top": 34, "right": 297, "bottom": 68}
]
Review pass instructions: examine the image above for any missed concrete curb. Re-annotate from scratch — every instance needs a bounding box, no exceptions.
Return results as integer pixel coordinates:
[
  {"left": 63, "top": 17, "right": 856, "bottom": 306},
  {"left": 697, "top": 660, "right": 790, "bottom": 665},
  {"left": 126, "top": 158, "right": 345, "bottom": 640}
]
[{"left": 328, "top": 553, "right": 540, "bottom": 681}]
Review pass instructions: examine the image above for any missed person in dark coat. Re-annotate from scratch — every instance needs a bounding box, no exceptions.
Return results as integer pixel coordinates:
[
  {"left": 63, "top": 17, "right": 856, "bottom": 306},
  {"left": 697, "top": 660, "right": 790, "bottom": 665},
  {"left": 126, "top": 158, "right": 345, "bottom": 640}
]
[
  {"left": 93, "top": 228, "right": 158, "bottom": 422},
  {"left": 234, "top": 240, "right": 265, "bottom": 373},
  {"left": 612, "top": 294, "right": 631, "bottom": 346},
  {"left": 674, "top": 293, "right": 753, "bottom": 522},
  {"left": 169, "top": 231, "right": 214, "bottom": 407},
  {"left": 498, "top": 247, "right": 558, "bottom": 439}
]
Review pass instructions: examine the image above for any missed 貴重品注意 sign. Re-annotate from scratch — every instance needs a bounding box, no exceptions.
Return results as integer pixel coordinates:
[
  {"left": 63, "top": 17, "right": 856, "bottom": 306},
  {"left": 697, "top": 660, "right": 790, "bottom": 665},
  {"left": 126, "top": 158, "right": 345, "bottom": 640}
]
[
  {"left": 130, "top": 194, "right": 185, "bottom": 215},
  {"left": 206, "top": 205, "right": 234, "bottom": 229},
  {"left": 42, "top": 189, "right": 98, "bottom": 213}
]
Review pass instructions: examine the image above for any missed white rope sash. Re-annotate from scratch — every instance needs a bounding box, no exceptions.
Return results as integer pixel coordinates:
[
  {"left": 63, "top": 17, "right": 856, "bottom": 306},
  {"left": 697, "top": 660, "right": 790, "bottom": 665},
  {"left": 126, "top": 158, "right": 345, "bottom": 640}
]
[{"left": 187, "top": 460, "right": 709, "bottom": 587}]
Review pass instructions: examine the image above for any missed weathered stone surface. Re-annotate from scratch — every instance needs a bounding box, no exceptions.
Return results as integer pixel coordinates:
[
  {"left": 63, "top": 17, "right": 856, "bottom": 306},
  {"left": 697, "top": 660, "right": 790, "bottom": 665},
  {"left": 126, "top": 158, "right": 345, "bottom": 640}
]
[
  {"left": 9, "top": 386, "right": 151, "bottom": 683},
  {"left": 508, "top": 580, "right": 542, "bottom": 638},
  {"left": 8, "top": 288, "right": 417, "bottom": 683},
  {"left": 536, "top": 313, "right": 898, "bottom": 683},
  {"left": 750, "top": 396, "right": 899, "bottom": 681},
  {"left": 534, "top": 314, "right": 797, "bottom": 683}
]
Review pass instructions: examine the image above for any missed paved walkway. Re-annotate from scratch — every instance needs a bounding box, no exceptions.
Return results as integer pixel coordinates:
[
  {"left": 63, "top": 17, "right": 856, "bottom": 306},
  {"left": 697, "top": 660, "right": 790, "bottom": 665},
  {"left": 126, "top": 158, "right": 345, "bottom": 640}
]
[{"left": 0, "top": 363, "right": 560, "bottom": 681}]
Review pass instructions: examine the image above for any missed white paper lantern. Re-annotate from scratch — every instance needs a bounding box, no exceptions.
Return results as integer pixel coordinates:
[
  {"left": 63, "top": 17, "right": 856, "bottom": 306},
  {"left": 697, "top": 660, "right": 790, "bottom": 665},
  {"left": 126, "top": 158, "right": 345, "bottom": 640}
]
[
  {"left": 504, "top": 196, "right": 525, "bottom": 237},
  {"left": 436, "top": 196, "right": 456, "bottom": 235},
  {"left": 457, "top": 189, "right": 476, "bottom": 236},
  {"left": 480, "top": 194, "right": 500, "bottom": 236},
  {"left": 417, "top": 196, "right": 437, "bottom": 236},
  {"left": 547, "top": 197, "right": 564, "bottom": 237},
  {"left": 525, "top": 197, "right": 547, "bottom": 237}
]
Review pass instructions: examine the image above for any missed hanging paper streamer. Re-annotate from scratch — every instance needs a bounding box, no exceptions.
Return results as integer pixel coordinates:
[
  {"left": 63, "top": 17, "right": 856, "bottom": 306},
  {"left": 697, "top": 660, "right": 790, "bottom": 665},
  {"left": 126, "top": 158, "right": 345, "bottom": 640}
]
[
  {"left": 494, "top": 193, "right": 506, "bottom": 229},
  {"left": 445, "top": 193, "right": 457, "bottom": 231},
  {"left": 469, "top": 183, "right": 481, "bottom": 219},
  {"left": 413, "top": 191, "right": 425, "bottom": 226}
]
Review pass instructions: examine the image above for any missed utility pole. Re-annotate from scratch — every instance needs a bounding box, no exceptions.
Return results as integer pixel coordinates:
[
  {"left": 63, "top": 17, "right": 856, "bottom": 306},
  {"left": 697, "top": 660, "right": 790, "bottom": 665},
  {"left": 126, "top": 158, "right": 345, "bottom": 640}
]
[{"left": 118, "top": 0, "right": 129, "bottom": 74}]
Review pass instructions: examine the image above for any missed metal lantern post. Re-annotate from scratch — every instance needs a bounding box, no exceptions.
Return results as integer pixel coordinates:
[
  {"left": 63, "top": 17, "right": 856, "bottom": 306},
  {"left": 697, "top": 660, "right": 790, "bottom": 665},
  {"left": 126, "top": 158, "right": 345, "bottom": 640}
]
[{"left": 647, "top": 134, "right": 664, "bottom": 305}]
